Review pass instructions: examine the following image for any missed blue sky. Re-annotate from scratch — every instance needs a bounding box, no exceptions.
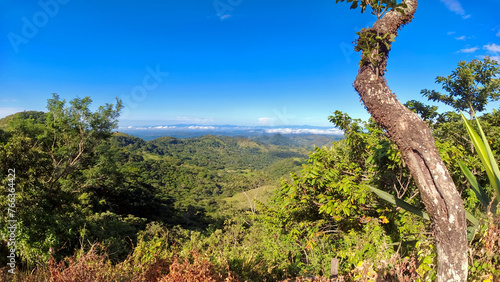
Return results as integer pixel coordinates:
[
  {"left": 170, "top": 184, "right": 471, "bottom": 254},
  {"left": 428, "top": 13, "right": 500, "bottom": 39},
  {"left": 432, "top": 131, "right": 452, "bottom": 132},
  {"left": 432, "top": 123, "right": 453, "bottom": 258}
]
[{"left": 1, "top": 0, "right": 499, "bottom": 127}]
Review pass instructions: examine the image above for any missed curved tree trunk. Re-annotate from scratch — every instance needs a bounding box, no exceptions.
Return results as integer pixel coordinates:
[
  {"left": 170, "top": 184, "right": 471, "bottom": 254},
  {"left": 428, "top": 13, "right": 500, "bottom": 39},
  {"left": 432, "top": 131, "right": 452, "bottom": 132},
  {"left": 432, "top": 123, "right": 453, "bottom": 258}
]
[{"left": 352, "top": 1, "right": 468, "bottom": 280}]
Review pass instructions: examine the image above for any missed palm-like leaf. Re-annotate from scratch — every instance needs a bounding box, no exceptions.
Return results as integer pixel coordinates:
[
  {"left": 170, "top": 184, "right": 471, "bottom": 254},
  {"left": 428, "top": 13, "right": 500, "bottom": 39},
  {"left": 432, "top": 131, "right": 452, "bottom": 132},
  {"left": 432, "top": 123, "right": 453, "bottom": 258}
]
[
  {"left": 460, "top": 112, "right": 500, "bottom": 211},
  {"left": 368, "top": 185, "right": 479, "bottom": 241},
  {"left": 458, "top": 160, "right": 491, "bottom": 209}
]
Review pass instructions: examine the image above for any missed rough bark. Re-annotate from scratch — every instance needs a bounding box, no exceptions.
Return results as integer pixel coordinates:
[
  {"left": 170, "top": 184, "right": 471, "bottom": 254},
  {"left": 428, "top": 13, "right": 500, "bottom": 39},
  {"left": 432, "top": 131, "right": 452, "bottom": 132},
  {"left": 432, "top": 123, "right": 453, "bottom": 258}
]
[{"left": 352, "top": 1, "right": 468, "bottom": 281}]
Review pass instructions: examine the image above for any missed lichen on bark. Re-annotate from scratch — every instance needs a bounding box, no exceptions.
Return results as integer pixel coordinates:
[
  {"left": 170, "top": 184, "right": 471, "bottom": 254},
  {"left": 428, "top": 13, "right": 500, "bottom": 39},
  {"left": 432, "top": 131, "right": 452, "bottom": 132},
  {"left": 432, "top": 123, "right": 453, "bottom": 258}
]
[{"left": 347, "top": 0, "right": 468, "bottom": 280}]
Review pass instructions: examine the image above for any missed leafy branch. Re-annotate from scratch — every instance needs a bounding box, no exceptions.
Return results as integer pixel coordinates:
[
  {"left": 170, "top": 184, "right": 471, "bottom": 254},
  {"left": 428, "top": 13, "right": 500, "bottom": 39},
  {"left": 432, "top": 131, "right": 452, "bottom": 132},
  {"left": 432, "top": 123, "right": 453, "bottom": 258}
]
[
  {"left": 337, "top": 0, "right": 406, "bottom": 76},
  {"left": 336, "top": 0, "right": 407, "bottom": 19},
  {"left": 354, "top": 29, "right": 396, "bottom": 75}
]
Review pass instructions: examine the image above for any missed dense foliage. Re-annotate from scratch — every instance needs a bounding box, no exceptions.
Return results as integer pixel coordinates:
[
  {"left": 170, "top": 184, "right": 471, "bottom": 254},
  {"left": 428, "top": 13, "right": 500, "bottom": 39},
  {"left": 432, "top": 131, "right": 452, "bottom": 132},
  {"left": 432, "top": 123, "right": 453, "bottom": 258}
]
[
  {"left": 1, "top": 92, "right": 499, "bottom": 281},
  {"left": 0, "top": 95, "right": 307, "bottom": 270}
]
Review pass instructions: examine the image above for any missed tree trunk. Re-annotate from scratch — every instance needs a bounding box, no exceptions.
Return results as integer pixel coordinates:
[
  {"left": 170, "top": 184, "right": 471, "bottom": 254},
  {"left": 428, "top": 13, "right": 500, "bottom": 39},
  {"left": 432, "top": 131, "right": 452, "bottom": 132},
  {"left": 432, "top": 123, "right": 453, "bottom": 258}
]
[{"left": 352, "top": 1, "right": 468, "bottom": 280}]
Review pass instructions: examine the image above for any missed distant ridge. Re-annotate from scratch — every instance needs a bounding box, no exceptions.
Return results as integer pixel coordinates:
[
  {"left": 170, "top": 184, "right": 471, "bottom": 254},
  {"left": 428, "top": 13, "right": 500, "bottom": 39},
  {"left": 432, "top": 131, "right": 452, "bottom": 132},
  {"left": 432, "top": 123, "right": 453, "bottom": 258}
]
[{"left": 118, "top": 124, "right": 343, "bottom": 141}]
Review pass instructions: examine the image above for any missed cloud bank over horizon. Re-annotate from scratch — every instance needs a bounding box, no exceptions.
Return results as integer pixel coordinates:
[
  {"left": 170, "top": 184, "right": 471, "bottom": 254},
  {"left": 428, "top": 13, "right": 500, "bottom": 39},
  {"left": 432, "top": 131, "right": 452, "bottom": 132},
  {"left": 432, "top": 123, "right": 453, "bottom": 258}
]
[{"left": 118, "top": 124, "right": 343, "bottom": 136}]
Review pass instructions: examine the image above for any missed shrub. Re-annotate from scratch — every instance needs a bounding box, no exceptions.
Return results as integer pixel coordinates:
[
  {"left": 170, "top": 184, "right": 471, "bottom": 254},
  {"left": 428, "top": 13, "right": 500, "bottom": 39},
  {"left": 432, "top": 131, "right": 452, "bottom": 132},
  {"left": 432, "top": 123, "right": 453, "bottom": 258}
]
[{"left": 159, "top": 251, "right": 238, "bottom": 282}]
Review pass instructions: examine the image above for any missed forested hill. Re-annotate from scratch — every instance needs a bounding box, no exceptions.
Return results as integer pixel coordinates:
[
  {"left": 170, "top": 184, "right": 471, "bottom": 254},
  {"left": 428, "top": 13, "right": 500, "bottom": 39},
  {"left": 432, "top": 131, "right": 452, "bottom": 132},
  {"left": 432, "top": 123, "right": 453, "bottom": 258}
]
[
  {"left": 103, "top": 131, "right": 311, "bottom": 227},
  {"left": 112, "top": 132, "right": 309, "bottom": 170},
  {"left": 0, "top": 109, "right": 317, "bottom": 266}
]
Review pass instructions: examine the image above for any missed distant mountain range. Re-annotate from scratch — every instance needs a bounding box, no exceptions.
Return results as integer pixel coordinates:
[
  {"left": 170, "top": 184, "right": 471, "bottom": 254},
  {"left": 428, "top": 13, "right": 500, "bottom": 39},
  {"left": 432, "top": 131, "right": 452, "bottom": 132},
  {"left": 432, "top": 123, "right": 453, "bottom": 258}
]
[
  {"left": 117, "top": 124, "right": 344, "bottom": 141},
  {"left": 0, "top": 112, "right": 343, "bottom": 148}
]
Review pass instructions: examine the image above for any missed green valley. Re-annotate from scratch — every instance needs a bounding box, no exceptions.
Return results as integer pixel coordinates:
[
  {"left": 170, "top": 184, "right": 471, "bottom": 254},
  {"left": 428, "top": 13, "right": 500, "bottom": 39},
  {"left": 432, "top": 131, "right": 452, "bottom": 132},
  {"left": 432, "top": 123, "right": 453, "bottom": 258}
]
[{"left": 0, "top": 92, "right": 499, "bottom": 281}]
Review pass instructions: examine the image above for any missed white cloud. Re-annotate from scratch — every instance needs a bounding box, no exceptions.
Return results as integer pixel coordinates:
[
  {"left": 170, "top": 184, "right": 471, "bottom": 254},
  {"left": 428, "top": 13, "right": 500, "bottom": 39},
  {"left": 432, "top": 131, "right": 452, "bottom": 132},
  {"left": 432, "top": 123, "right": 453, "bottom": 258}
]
[
  {"left": 120, "top": 125, "right": 344, "bottom": 136},
  {"left": 447, "top": 31, "right": 456, "bottom": 35},
  {"left": 258, "top": 117, "right": 275, "bottom": 125},
  {"left": 187, "top": 125, "right": 216, "bottom": 130},
  {"left": 459, "top": 47, "right": 478, "bottom": 53},
  {"left": 477, "top": 44, "right": 500, "bottom": 63},
  {"left": 125, "top": 125, "right": 217, "bottom": 130},
  {"left": 440, "top": 0, "right": 470, "bottom": 19},
  {"left": 154, "top": 125, "right": 177, "bottom": 129},
  {"left": 497, "top": 30, "right": 500, "bottom": 37},
  {"left": 455, "top": 35, "right": 467, "bottom": 40},
  {"left": 490, "top": 56, "right": 500, "bottom": 63},
  {"left": 484, "top": 43, "right": 500, "bottom": 53},
  {"left": 264, "top": 128, "right": 343, "bottom": 135},
  {"left": 176, "top": 116, "right": 214, "bottom": 124}
]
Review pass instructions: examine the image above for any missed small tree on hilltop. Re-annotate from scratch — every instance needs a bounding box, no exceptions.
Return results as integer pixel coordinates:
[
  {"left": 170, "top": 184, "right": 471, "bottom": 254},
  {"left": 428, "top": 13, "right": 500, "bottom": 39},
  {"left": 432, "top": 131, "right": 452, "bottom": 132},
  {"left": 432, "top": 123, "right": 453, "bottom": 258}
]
[{"left": 421, "top": 56, "right": 500, "bottom": 120}]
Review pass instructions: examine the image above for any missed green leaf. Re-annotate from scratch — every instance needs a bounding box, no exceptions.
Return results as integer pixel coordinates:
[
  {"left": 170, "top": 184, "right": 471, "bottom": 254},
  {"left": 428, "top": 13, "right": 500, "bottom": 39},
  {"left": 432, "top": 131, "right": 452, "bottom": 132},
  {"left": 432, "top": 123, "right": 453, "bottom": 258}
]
[
  {"left": 461, "top": 111, "right": 500, "bottom": 210},
  {"left": 467, "top": 224, "right": 480, "bottom": 242},
  {"left": 472, "top": 112, "right": 500, "bottom": 199},
  {"left": 458, "top": 160, "right": 490, "bottom": 208},
  {"left": 369, "top": 185, "right": 479, "bottom": 227},
  {"left": 465, "top": 210, "right": 479, "bottom": 226},
  {"left": 368, "top": 186, "right": 429, "bottom": 220},
  {"left": 462, "top": 112, "right": 494, "bottom": 190},
  {"left": 422, "top": 255, "right": 433, "bottom": 265}
]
